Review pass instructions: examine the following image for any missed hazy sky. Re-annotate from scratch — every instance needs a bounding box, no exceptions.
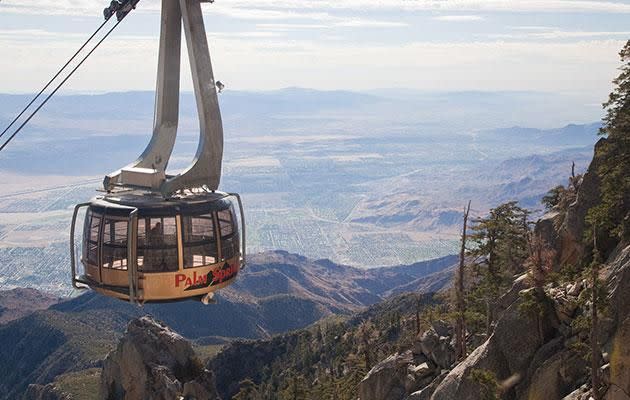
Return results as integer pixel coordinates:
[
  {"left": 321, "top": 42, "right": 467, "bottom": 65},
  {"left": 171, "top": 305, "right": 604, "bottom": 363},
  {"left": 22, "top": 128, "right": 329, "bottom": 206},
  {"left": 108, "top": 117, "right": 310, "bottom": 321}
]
[{"left": 0, "top": 0, "right": 628, "bottom": 100}]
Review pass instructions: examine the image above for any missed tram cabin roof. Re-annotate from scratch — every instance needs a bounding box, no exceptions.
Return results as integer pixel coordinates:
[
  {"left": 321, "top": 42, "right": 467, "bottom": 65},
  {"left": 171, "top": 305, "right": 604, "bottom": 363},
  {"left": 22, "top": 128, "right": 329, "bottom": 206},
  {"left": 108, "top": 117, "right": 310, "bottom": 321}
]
[{"left": 88, "top": 190, "right": 233, "bottom": 218}]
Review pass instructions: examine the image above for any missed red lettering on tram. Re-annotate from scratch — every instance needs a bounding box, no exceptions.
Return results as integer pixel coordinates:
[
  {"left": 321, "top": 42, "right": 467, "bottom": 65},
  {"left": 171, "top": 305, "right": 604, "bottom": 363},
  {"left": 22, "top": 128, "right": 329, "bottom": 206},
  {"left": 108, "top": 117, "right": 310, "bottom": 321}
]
[{"left": 175, "top": 263, "right": 237, "bottom": 289}]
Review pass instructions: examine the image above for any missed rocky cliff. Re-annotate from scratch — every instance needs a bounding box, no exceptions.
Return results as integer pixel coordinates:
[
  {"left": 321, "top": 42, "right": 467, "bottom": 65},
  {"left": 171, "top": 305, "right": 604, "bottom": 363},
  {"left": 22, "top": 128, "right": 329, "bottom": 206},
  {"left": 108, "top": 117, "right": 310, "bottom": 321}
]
[
  {"left": 100, "top": 316, "right": 221, "bottom": 400},
  {"left": 536, "top": 138, "right": 605, "bottom": 267},
  {"left": 358, "top": 136, "right": 630, "bottom": 400},
  {"left": 358, "top": 320, "right": 455, "bottom": 400},
  {"left": 24, "top": 317, "right": 223, "bottom": 400}
]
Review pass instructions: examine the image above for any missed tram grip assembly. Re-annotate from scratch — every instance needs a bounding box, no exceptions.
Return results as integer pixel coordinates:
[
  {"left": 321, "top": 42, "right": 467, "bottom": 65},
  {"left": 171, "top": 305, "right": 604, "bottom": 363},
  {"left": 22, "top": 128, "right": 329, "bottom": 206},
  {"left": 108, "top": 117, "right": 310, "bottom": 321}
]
[{"left": 103, "top": 0, "right": 140, "bottom": 21}]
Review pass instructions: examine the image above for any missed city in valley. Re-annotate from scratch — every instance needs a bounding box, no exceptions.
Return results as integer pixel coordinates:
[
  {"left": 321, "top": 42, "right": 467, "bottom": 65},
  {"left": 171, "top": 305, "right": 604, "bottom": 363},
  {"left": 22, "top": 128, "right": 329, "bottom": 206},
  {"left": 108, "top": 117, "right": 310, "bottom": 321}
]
[{"left": 0, "top": 89, "right": 599, "bottom": 295}]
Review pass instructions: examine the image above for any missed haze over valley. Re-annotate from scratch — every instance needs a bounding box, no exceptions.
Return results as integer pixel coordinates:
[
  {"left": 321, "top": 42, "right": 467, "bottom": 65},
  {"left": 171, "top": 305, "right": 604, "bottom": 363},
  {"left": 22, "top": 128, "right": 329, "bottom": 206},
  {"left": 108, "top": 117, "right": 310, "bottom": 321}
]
[{"left": 0, "top": 88, "right": 599, "bottom": 295}]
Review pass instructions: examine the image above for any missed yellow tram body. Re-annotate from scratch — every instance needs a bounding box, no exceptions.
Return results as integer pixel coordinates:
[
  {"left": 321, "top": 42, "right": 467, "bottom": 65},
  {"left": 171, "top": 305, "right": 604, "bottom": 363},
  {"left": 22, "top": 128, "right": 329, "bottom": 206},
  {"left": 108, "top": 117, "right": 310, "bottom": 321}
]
[{"left": 70, "top": 190, "right": 245, "bottom": 303}]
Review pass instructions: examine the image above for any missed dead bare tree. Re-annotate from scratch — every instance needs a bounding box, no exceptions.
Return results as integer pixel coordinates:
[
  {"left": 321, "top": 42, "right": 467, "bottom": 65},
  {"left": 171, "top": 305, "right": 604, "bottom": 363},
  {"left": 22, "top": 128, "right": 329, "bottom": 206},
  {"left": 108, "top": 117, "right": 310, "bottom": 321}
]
[
  {"left": 455, "top": 200, "right": 471, "bottom": 361},
  {"left": 415, "top": 298, "right": 421, "bottom": 335},
  {"left": 526, "top": 232, "right": 555, "bottom": 294},
  {"left": 524, "top": 232, "right": 555, "bottom": 342},
  {"left": 591, "top": 230, "right": 603, "bottom": 400}
]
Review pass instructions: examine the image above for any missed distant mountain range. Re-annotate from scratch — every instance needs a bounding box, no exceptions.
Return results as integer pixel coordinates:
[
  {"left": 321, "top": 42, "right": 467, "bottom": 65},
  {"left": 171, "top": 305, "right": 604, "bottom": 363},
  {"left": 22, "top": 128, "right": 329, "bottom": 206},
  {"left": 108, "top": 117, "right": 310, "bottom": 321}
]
[
  {"left": 0, "top": 89, "right": 602, "bottom": 143},
  {"left": 0, "top": 89, "right": 603, "bottom": 280},
  {"left": 0, "top": 251, "right": 456, "bottom": 399},
  {"left": 349, "top": 139, "right": 596, "bottom": 232},
  {"left": 477, "top": 122, "right": 602, "bottom": 147},
  {"left": 0, "top": 287, "right": 60, "bottom": 324},
  {"left": 0, "top": 89, "right": 600, "bottom": 175}
]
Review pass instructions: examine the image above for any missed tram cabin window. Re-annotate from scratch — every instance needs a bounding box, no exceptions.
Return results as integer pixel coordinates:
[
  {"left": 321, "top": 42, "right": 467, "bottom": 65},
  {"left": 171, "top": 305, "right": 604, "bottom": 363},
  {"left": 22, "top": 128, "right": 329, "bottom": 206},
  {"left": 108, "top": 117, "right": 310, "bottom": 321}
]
[
  {"left": 137, "top": 217, "right": 178, "bottom": 272},
  {"left": 218, "top": 209, "right": 238, "bottom": 261},
  {"left": 182, "top": 214, "right": 218, "bottom": 268},
  {"left": 102, "top": 218, "right": 128, "bottom": 270},
  {"left": 83, "top": 210, "right": 101, "bottom": 265}
]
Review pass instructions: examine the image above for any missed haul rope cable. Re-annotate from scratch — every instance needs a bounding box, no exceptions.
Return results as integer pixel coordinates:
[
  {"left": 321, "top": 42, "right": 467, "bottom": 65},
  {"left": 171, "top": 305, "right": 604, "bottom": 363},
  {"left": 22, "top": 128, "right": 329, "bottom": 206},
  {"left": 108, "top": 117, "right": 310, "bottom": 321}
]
[
  {"left": 0, "top": 4, "right": 137, "bottom": 153},
  {"left": 0, "top": 17, "right": 111, "bottom": 142}
]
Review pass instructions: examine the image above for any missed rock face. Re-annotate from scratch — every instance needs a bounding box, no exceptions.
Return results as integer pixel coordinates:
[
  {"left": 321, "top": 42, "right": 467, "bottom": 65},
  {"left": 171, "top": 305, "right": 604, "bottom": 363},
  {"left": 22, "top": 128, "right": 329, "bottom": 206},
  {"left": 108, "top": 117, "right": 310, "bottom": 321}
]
[
  {"left": 604, "top": 245, "right": 630, "bottom": 400},
  {"left": 431, "top": 288, "right": 559, "bottom": 400},
  {"left": 359, "top": 321, "right": 454, "bottom": 400},
  {"left": 358, "top": 210, "right": 630, "bottom": 400},
  {"left": 536, "top": 138, "right": 605, "bottom": 267},
  {"left": 418, "top": 327, "right": 455, "bottom": 370},
  {"left": 358, "top": 138, "right": 630, "bottom": 400},
  {"left": 358, "top": 349, "right": 446, "bottom": 400},
  {"left": 359, "top": 351, "right": 415, "bottom": 400},
  {"left": 100, "top": 316, "right": 220, "bottom": 400},
  {"left": 428, "top": 243, "right": 630, "bottom": 400}
]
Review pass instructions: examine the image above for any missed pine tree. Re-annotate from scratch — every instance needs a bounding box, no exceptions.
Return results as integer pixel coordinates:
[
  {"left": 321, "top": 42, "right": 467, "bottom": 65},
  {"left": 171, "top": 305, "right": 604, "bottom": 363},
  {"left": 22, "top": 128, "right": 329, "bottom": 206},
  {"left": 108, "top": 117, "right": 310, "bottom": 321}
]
[
  {"left": 337, "top": 354, "right": 367, "bottom": 400},
  {"left": 357, "top": 320, "right": 374, "bottom": 370},
  {"left": 279, "top": 374, "right": 309, "bottom": 400},
  {"left": 468, "top": 201, "right": 531, "bottom": 335},
  {"left": 588, "top": 40, "right": 630, "bottom": 247},
  {"left": 542, "top": 185, "right": 568, "bottom": 210}
]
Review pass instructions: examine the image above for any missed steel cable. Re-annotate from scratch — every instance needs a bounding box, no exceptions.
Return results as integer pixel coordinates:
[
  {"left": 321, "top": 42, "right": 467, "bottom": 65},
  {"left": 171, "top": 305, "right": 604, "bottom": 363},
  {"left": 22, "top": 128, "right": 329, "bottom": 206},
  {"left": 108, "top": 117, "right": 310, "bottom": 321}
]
[
  {"left": 0, "top": 5, "right": 136, "bottom": 153},
  {"left": 0, "top": 17, "right": 112, "bottom": 142}
]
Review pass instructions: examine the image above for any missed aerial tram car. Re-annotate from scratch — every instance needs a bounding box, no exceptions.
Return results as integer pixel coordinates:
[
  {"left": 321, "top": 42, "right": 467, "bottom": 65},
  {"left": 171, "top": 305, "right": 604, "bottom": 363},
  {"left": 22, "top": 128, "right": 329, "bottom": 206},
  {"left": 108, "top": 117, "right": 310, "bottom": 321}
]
[
  {"left": 0, "top": 0, "right": 245, "bottom": 304},
  {"left": 68, "top": 0, "right": 245, "bottom": 305}
]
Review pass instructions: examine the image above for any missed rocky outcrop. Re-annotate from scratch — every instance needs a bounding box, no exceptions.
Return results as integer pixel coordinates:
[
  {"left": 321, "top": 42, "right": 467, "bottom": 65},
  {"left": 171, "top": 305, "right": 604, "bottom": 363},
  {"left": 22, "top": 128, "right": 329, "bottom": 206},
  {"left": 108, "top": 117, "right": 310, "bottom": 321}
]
[
  {"left": 536, "top": 210, "right": 563, "bottom": 264},
  {"left": 358, "top": 225, "right": 630, "bottom": 400},
  {"left": 23, "top": 383, "right": 69, "bottom": 400},
  {"left": 100, "top": 316, "right": 220, "bottom": 400},
  {"left": 428, "top": 242, "right": 630, "bottom": 400},
  {"left": 418, "top": 326, "right": 455, "bottom": 370},
  {"left": 359, "top": 321, "right": 454, "bottom": 400},
  {"left": 603, "top": 244, "right": 630, "bottom": 400},
  {"left": 358, "top": 351, "right": 417, "bottom": 400},
  {"left": 536, "top": 138, "right": 605, "bottom": 267},
  {"left": 520, "top": 338, "right": 587, "bottom": 400},
  {"left": 358, "top": 350, "right": 447, "bottom": 400},
  {"left": 407, "top": 370, "right": 449, "bottom": 400},
  {"left": 431, "top": 287, "right": 559, "bottom": 400}
]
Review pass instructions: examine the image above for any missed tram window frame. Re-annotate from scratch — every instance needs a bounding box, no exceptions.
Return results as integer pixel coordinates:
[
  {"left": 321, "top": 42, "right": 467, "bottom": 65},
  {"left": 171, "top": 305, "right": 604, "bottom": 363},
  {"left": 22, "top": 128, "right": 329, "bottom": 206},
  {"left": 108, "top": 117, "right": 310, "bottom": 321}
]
[
  {"left": 82, "top": 209, "right": 90, "bottom": 262},
  {"left": 101, "top": 217, "right": 128, "bottom": 270},
  {"left": 217, "top": 208, "right": 239, "bottom": 261},
  {"left": 181, "top": 214, "right": 219, "bottom": 269},
  {"left": 137, "top": 216, "right": 179, "bottom": 273},
  {"left": 84, "top": 210, "right": 101, "bottom": 266}
]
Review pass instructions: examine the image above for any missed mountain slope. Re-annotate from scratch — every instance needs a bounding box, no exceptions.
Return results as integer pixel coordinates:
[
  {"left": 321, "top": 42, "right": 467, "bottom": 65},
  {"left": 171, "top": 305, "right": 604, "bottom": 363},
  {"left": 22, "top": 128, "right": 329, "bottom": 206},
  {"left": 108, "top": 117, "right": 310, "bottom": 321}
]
[
  {"left": 0, "top": 309, "right": 130, "bottom": 399},
  {"left": 0, "top": 251, "right": 456, "bottom": 399},
  {"left": 52, "top": 251, "right": 456, "bottom": 339},
  {"left": 208, "top": 291, "right": 438, "bottom": 399},
  {"left": 349, "top": 140, "right": 595, "bottom": 232},
  {"left": 0, "top": 288, "right": 60, "bottom": 324}
]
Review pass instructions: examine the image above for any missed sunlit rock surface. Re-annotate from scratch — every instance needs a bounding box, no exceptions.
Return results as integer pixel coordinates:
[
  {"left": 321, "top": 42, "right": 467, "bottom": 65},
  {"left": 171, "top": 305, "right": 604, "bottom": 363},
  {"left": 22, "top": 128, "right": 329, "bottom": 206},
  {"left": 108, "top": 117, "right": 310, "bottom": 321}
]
[{"left": 100, "top": 316, "right": 220, "bottom": 400}]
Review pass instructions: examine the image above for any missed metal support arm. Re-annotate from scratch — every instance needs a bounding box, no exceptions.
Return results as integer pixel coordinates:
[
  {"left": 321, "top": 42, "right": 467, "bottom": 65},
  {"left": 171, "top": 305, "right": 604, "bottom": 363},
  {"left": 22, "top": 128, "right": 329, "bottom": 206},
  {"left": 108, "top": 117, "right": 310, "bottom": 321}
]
[{"left": 104, "top": 0, "right": 223, "bottom": 195}]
